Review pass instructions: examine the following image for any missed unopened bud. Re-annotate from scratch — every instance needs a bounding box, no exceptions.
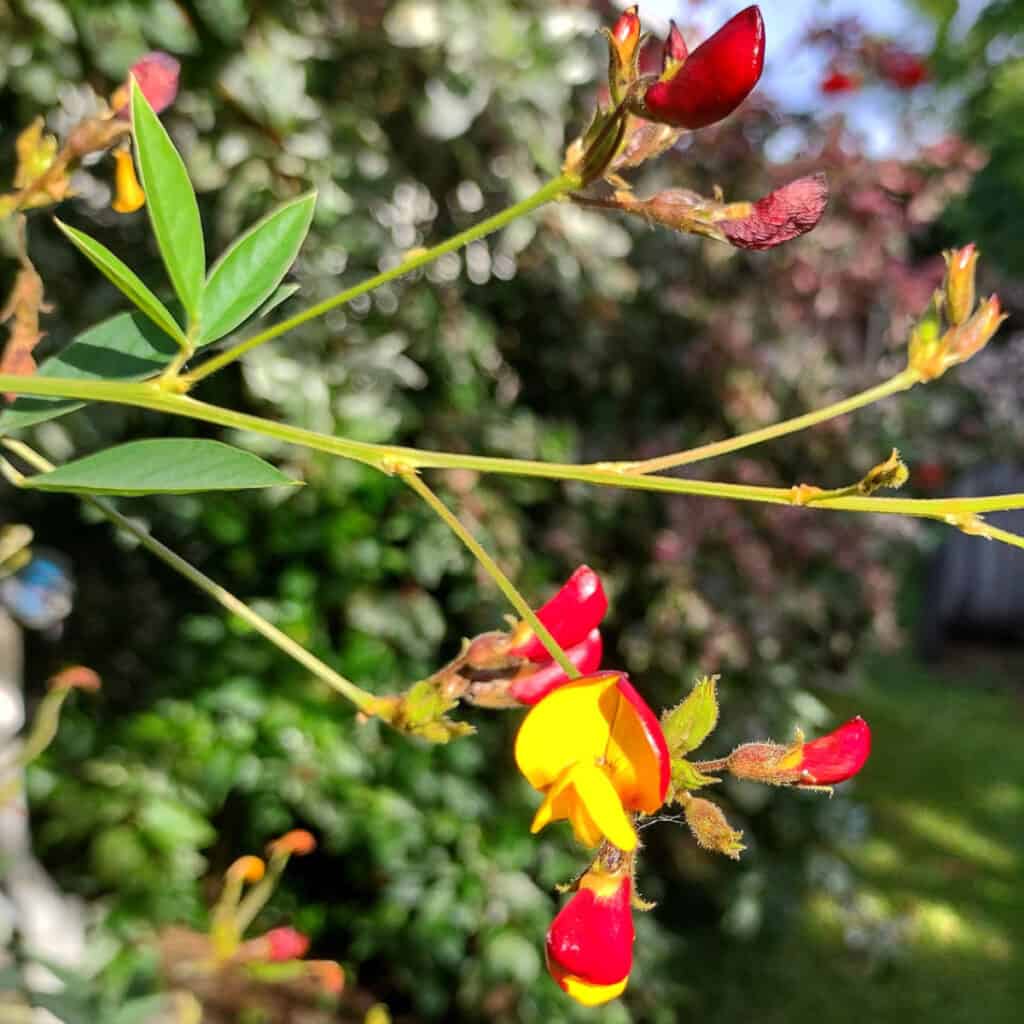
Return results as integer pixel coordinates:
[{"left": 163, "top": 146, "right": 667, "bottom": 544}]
[
  {"left": 227, "top": 855, "right": 265, "bottom": 884},
  {"left": 267, "top": 829, "right": 317, "bottom": 858},
  {"left": 948, "top": 294, "right": 1006, "bottom": 363},
  {"left": 684, "top": 797, "right": 744, "bottom": 859},
  {"left": 907, "top": 289, "right": 945, "bottom": 379},
  {"left": 858, "top": 449, "right": 908, "bottom": 495},
  {"left": 48, "top": 665, "right": 101, "bottom": 692},
  {"left": 605, "top": 6, "right": 642, "bottom": 106},
  {"left": 944, "top": 243, "right": 977, "bottom": 326},
  {"left": 662, "top": 21, "right": 688, "bottom": 75},
  {"left": 111, "top": 149, "right": 145, "bottom": 213}
]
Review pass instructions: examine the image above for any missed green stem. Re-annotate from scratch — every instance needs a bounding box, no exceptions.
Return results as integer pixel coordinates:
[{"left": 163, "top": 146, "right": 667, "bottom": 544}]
[
  {"left": 184, "top": 174, "right": 579, "bottom": 385},
  {"left": 615, "top": 370, "right": 918, "bottom": 475},
  {"left": 3, "top": 376, "right": 1024, "bottom": 530},
  {"left": 2, "top": 440, "right": 377, "bottom": 714},
  {"left": 400, "top": 468, "right": 580, "bottom": 679}
]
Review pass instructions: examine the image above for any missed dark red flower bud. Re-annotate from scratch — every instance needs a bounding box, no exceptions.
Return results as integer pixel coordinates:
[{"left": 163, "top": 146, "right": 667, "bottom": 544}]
[
  {"left": 114, "top": 52, "right": 181, "bottom": 118},
  {"left": 878, "top": 48, "right": 928, "bottom": 89},
  {"left": 546, "top": 870, "right": 633, "bottom": 1006},
  {"left": 642, "top": 6, "right": 764, "bottom": 130},
  {"left": 507, "top": 565, "right": 608, "bottom": 662},
  {"left": 265, "top": 926, "right": 311, "bottom": 962},
  {"left": 721, "top": 173, "right": 829, "bottom": 250},
  {"left": 821, "top": 69, "right": 862, "bottom": 95},
  {"left": 509, "top": 629, "right": 603, "bottom": 705},
  {"left": 663, "top": 21, "right": 689, "bottom": 75}
]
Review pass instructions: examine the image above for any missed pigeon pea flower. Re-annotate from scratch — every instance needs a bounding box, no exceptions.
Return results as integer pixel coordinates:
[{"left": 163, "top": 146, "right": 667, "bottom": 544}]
[
  {"left": 515, "top": 672, "right": 670, "bottom": 851},
  {"left": 726, "top": 716, "right": 871, "bottom": 787},
  {"left": 506, "top": 565, "right": 608, "bottom": 663},
  {"left": 264, "top": 926, "right": 311, "bottom": 962},
  {"left": 642, "top": 6, "right": 765, "bottom": 130},
  {"left": 546, "top": 867, "right": 634, "bottom": 1006}
]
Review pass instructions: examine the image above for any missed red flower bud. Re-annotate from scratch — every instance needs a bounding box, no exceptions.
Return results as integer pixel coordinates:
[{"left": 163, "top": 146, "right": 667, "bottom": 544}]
[
  {"left": 546, "top": 870, "right": 633, "bottom": 1006},
  {"left": 642, "top": 6, "right": 765, "bottom": 130},
  {"left": 507, "top": 565, "right": 608, "bottom": 662},
  {"left": 727, "top": 716, "right": 871, "bottom": 786},
  {"left": 265, "top": 926, "right": 310, "bottom": 962},
  {"left": 114, "top": 52, "right": 181, "bottom": 118},
  {"left": 611, "top": 6, "right": 640, "bottom": 49},
  {"left": 721, "top": 173, "right": 829, "bottom": 251},
  {"left": 798, "top": 716, "right": 871, "bottom": 785},
  {"left": 509, "top": 629, "right": 603, "bottom": 705},
  {"left": 821, "top": 69, "right": 862, "bottom": 95},
  {"left": 878, "top": 48, "right": 928, "bottom": 89},
  {"left": 663, "top": 21, "right": 689, "bottom": 75}
]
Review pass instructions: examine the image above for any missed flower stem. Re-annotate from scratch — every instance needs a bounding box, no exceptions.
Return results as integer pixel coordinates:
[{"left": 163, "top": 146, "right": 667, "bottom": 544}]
[
  {"left": 399, "top": 467, "right": 580, "bottom": 679},
  {"left": 611, "top": 369, "right": 918, "bottom": 475},
  {"left": 3, "top": 376, "right": 1024, "bottom": 536},
  {"left": 1, "top": 439, "right": 377, "bottom": 714},
  {"left": 184, "top": 173, "right": 579, "bottom": 385}
]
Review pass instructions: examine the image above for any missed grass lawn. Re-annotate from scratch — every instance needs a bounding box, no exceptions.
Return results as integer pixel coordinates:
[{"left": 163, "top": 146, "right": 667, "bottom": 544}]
[{"left": 698, "top": 654, "right": 1024, "bottom": 1024}]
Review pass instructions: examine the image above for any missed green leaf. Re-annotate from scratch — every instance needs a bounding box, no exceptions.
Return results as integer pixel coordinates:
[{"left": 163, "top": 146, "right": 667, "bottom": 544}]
[
  {"left": 54, "top": 219, "right": 188, "bottom": 347},
  {"left": 259, "top": 281, "right": 300, "bottom": 318},
  {"left": 0, "top": 310, "right": 178, "bottom": 434},
  {"left": 21, "top": 439, "right": 299, "bottom": 496},
  {"left": 661, "top": 675, "right": 720, "bottom": 757},
  {"left": 199, "top": 192, "right": 316, "bottom": 345},
  {"left": 131, "top": 77, "right": 205, "bottom": 320}
]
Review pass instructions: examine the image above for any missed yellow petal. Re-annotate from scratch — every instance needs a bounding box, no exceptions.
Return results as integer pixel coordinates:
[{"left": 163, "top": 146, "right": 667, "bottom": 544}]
[
  {"left": 515, "top": 674, "right": 623, "bottom": 789},
  {"left": 530, "top": 761, "right": 636, "bottom": 851},
  {"left": 561, "top": 974, "right": 628, "bottom": 1006},
  {"left": 569, "top": 761, "right": 636, "bottom": 850},
  {"left": 112, "top": 150, "right": 145, "bottom": 214}
]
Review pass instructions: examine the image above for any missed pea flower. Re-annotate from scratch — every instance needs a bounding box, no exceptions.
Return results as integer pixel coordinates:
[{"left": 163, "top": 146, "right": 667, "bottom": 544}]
[
  {"left": 726, "top": 716, "right": 871, "bottom": 786},
  {"left": 642, "top": 6, "right": 765, "bottom": 130},
  {"left": 546, "top": 867, "right": 634, "bottom": 1006},
  {"left": 112, "top": 52, "right": 181, "bottom": 118},
  {"left": 515, "top": 672, "right": 669, "bottom": 851}
]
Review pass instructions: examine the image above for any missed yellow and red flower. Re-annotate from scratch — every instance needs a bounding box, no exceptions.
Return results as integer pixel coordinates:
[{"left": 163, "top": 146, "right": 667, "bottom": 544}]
[
  {"left": 515, "top": 672, "right": 669, "bottom": 851},
  {"left": 546, "top": 867, "right": 634, "bottom": 1006}
]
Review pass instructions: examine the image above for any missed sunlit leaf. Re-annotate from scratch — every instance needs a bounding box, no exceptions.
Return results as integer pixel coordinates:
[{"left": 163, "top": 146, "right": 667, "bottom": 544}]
[
  {"left": 131, "top": 78, "right": 205, "bottom": 321},
  {"left": 199, "top": 192, "right": 315, "bottom": 345},
  {"left": 54, "top": 219, "right": 187, "bottom": 347},
  {"left": 0, "top": 311, "right": 177, "bottom": 434},
  {"left": 20, "top": 439, "right": 298, "bottom": 495}
]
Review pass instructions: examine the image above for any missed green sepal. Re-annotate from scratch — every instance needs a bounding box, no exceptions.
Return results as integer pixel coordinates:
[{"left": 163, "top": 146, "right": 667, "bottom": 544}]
[{"left": 661, "top": 675, "right": 720, "bottom": 757}]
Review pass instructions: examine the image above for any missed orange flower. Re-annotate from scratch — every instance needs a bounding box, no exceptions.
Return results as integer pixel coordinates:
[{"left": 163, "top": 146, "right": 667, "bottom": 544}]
[{"left": 515, "top": 672, "right": 669, "bottom": 851}]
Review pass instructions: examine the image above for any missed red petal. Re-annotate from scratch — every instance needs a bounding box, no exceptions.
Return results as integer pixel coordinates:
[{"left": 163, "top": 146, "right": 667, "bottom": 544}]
[
  {"left": 510, "top": 629, "right": 604, "bottom": 705},
  {"left": 509, "top": 565, "right": 608, "bottom": 662},
  {"left": 722, "top": 173, "right": 829, "bottom": 250},
  {"left": 546, "top": 877, "right": 633, "bottom": 986},
  {"left": 614, "top": 674, "right": 671, "bottom": 804},
  {"left": 117, "top": 52, "right": 180, "bottom": 117},
  {"left": 665, "top": 21, "right": 689, "bottom": 65},
  {"left": 798, "top": 716, "right": 871, "bottom": 785},
  {"left": 643, "top": 6, "right": 765, "bottom": 129},
  {"left": 265, "top": 926, "right": 311, "bottom": 962}
]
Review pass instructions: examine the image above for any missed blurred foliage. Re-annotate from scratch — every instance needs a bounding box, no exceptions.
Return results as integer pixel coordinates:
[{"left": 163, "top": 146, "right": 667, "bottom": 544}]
[{"left": 1, "top": 0, "right": 1019, "bottom": 1020}]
